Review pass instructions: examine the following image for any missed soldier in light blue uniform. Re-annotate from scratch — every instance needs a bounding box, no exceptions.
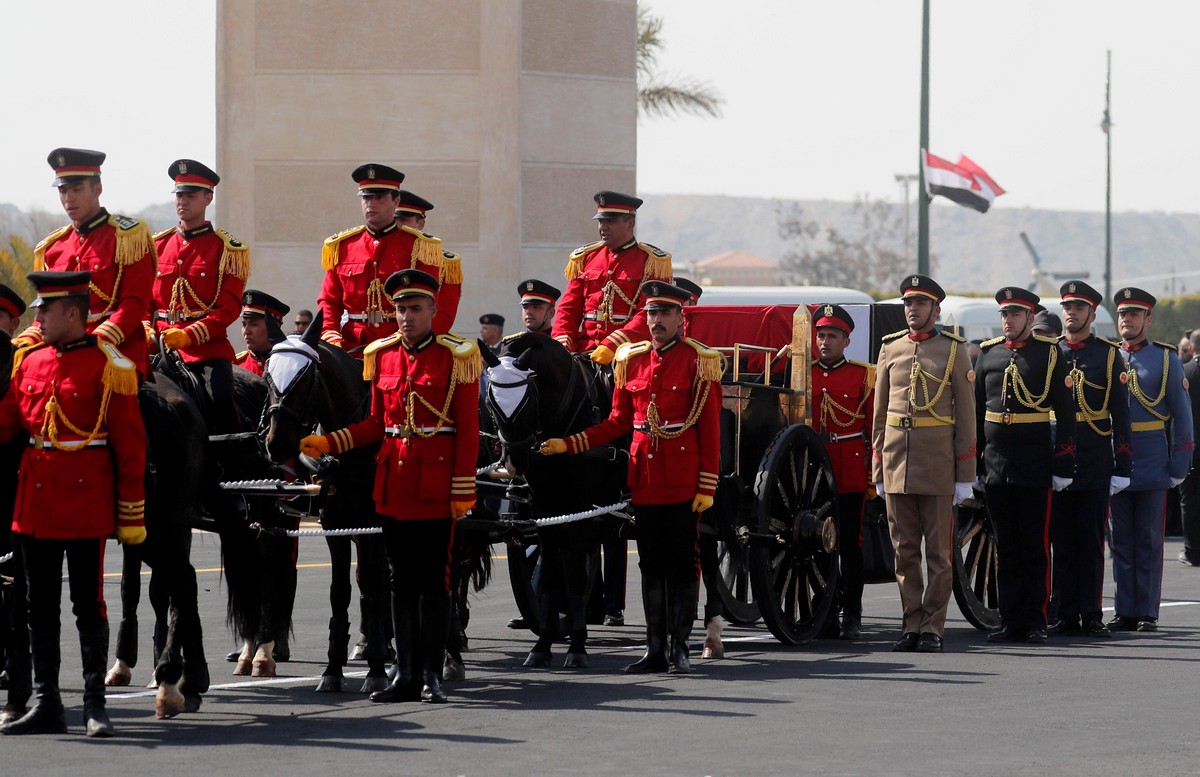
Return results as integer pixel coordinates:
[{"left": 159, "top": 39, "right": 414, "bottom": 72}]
[{"left": 1109, "top": 287, "right": 1194, "bottom": 632}]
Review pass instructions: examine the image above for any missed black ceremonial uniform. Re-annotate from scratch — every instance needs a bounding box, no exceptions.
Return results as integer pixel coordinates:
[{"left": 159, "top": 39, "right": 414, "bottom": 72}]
[
  {"left": 1051, "top": 333, "right": 1132, "bottom": 633},
  {"left": 976, "top": 310, "right": 1077, "bottom": 639}
]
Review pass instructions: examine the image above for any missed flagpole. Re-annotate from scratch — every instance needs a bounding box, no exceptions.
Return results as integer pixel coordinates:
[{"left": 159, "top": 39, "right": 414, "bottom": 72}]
[
  {"left": 1102, "top": 50, "right": 1113, "bottom": 312},
  {"left": 917, "top": 0, "right": 931, "bottom": 275}
]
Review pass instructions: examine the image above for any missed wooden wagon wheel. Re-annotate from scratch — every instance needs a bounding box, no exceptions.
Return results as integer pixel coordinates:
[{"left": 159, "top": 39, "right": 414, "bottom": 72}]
[
  {"left": 701, "top": 511, "right": 760, "bottom": 626},
  {"left": 951, "top": 497, "right": 1001, "bottom": 631},
  {"left": 748, "top": 424, "right": 840, "bottom": 645}
]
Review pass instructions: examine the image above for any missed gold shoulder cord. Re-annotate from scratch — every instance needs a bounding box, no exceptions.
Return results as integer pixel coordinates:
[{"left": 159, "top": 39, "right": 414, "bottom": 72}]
[
  {"left": 908, "top": 339, "right": 957, "bottom": 423},
  {"left": 645, "top": 355, "right": 715, "bottom": 440},
  {"left": 1002, "top": 344, "right": 1056, "bottom": 410},
  {"left": 38, "top": 385, "right": 114, "bottom": 451},
  {"left": 1127, "top": 348, "right": 1171, "bottom": 420},
  {"left": 1069, "top": 347, "right": 1115, "bottom": 436},
  {"left": 820, "top": 370, "right": 872, "bottom": 430},
  {"left": 169, "top": 271, "right": 227, "bottom": 320},
  {"left": 403, "top": 371, "right": 457, "bottom": 438}
]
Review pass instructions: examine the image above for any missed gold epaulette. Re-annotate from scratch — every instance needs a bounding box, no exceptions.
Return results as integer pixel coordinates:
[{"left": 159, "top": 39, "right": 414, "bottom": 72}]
[
  {"left": 849, "top": 359, "right": 876, "bottom": 389},
  {"left": 152, "top": 227, "right": 176, "bottom": 243},
  {"left": 361, "top": 333, "right": 403, "bottom": 382},
  {"left": 11, "top": 342, "right": 48, "bottom": 376},
  {"left": 940, "top": 329, "right": 966, "bottom": 342},
  {"left": 980, "top": 336, "right": 1005, "bottom": 349},
  {"left": 881, "top": 329, "right": 907, "bottom": 342},
  {"left": 99, "top": 341, "right": 138, "bottom": 396},
  {"left": 400, "top": 226, "right": 444, "bottom": 271},
  {"left": 565, "top": 240, "right": 604, "bottom": 280},
  {"left": 1033, "top": 333, "right": 1059, "bottom": 345},
  {"left": 217, "top": 229, "right": 251, "bottom": 281},
  {"left": 501, "top": 331, "right": 524, "bottom": 343},
  {"left": 612, "top": 340, "right": 653, "bottom": 388},
  {"left": 33, "top": 226, "right": 72, "bottom": 271},
  {"left": 636, "top": 242, "right": 673, "bottom": 280},
  {"left": 1098, "top": 336, "right": 1122, "bottom": 349},
  {"left": 108, "top": 214, "right": 155, "bottom": 268},
  {"left": 321, "top": 225, "right": 367, "bottom": 270},
  {"left": 436, "top": 333, "right": 483, "bottom": 384},
  {"left": 234, "top": 350, "right": 250, "bottom": 364},
  {"left": 440, "top": 251, "right": 463, "bottom": 285},
  {"left": 684, "top": 337, "right": 725, "bottom": 382},
  {"left": 1154, "top": 340, "right": 1177, "bottom": 352}
]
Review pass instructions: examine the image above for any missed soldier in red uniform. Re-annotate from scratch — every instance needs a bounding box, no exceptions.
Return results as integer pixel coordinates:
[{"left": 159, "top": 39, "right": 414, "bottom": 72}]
[
  {"left": 300, "top": 269, "right": 480, "bottom": 705},
  {"left": 0, "top": 271, "right": 145, "bottom": 738},
  {"left": 551, "top": 191, "right": 673, "bottom": 364},
  {"left": 15, "top": 149, "right": 156, "bottom": 378},
  {"left": 317, "top": 166, "right": 462, "bottom": 353},
  {"left": 233, "top": 290, "right": 290, "bottom": 378},
  {"left": 810, "top": 304, "right": 874, "bottom": 640},
  {"left": 542, "top": 281, "right": 722, "bottom": 674},
  {"left": 0, "top": 285, "right": 27, "bottom": 336},
  {"left": 150, "top": 159, "right": 249, "bottom": 432}
]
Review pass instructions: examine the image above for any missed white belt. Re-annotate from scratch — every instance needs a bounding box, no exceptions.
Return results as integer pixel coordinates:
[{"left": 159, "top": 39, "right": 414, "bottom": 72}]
[
  {"left": 584, "top": 313, "right": 629, "bottom": 323},
  {"left": 634, "top": 422, "right": 684, "bottom": 433},
  {"left": 822, "top": 431, "right": 863, "bottom": 443},
  {"left": 29, "top": 437, "right": 107, "bottom": 449},
  {"left": 347, "top": 312, "right": 396, "bottom": 322},
  {"left": 384, "top": 425, "right": 456, "bottom": 437}
]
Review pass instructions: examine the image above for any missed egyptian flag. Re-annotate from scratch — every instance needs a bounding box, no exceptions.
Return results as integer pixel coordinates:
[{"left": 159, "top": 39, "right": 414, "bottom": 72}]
[{"left": 922, "top": 150, "right": 1005, "bottom": 213}]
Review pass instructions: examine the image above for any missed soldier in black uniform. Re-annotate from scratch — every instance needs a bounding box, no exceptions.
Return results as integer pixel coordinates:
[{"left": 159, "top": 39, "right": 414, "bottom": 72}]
[
  {"left": 975, "top": 286, "right": 1076, "bottom": 644},
  {"left": 1048, "top": 281, "right": 1132, "bottom": 637}
]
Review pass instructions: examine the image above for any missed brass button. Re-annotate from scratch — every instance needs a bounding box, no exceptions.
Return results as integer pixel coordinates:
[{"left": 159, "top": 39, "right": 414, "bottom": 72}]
[{"left": 647, "top": 453, "right": 654, "bottom": 459}]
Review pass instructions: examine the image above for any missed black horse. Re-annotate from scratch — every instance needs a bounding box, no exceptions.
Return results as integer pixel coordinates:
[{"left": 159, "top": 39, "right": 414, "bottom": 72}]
[
  {"left": 481, "top": 332, "right": 626, "bottom": 668},
  {"left": 259, "top": 315, "right": 392, "bottom": 693}
]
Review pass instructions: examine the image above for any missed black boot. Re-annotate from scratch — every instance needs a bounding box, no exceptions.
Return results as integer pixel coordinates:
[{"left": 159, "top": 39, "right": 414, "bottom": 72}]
[
  {"left": 625, "top": 576, "right": 669, "bottom": 674},
  {"left": 668, "top": 579, "right": 698, "bottom": 674},
  {"left": 370, "top": 593, "right": 417, "bottom": 703},
  {"left": 2, "top": 631, "right": 65, "bottom": 736},
  {"left": 419, "top": 593, "right": 451, "bottom": 704},
  {"left": 80, "top": 624, "right": 114, "bottom": 737}
]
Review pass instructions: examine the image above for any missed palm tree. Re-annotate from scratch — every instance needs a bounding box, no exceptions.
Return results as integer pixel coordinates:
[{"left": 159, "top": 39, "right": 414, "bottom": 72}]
[{"left": 637, "top": 8, "right": 723, "bottom": 119}]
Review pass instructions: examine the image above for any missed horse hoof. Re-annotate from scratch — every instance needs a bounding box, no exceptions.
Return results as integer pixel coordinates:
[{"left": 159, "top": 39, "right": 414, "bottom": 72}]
[
  {"left": 155, "top": 684, "right": 186, "bottom": 720},
  {"left": 443, "top": 656, "right": 466, "bottom": 682},
  {"left": 349, "top": 643, "right": 367, "bottom": 661},
  {"left": 563, "top": 651, "right": 588, "bottom": 669},
  {"left": 360, "top": 675, "right": 389, "bottom": 694},
  {"left": 459, "top": 631, "right": 470, "bottom": 653},
  {"left": 522, "top": 650, "right": 552, "bottom": 668},
  {"left": 104, "top": 665, "right": 131, "bottom": 687},
  {"left": 251, "top": 657, "right": 276, "bottom": 677},
  {"left": 233, "top": 658, "right": 253, "bottom": 676},
  {"left": 183, "top": 694, "right": 203, "bottom": 714},
  {"left": 315, "top": 675, "right": 344, "bottom": 693}
]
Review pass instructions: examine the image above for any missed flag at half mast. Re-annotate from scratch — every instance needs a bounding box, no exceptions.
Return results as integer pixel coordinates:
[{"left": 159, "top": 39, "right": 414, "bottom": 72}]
[{"left": 922, "top": 151, "right": 1005, "bottom": 213}]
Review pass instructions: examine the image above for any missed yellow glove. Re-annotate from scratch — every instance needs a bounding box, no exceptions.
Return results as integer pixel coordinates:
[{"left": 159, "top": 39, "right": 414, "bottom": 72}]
[
  {"left": 450, "top": 499, "right": 475, "bottom": 520},
  {"left": 691, "top": 494, "right": 714, "bottom": 514},
  {"left": 322, "top": 331, "right": 345, "bottom": 349},
  {"left": 144, "top": 323, "right": 157, "bottom": 349},
  {"left": 161, "top": 328, "right": 191, "bottom": 350},
  {"left": 300, "top": 434, "right": 331, "bottom": 458},
  {"left": 539, "top": 438, "right": 567, "bottom": 455},
  {"left": 590, "top": 345, "right": 615, "bottom": 365},
  {"left": 118, "top": 525, "right": 147, "bottom": 545}
]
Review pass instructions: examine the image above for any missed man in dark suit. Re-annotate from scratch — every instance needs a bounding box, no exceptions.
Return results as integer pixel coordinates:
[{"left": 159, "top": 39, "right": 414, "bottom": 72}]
[{"left": 1176, "top": 328, "right": 1200, "bottom": 566}]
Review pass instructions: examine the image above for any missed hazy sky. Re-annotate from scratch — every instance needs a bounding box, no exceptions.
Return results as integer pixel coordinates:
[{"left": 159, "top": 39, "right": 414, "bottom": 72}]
[{"left": 2, "top": 1, "right": 1195, "bottom": 216}]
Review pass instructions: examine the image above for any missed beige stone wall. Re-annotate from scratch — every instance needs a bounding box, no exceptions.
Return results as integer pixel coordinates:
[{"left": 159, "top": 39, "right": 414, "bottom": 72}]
[{"left": 216, "top": 0, "right": 636, "bottom": 340}]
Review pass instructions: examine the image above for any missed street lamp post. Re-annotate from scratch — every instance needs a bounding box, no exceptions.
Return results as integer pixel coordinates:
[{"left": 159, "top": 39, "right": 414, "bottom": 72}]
[
  {"left": 1102, "top": 50, "right": 1113, "bottom": 313},
  {"left": 895, "top": 173, "right": 919, "bottom": 265}
]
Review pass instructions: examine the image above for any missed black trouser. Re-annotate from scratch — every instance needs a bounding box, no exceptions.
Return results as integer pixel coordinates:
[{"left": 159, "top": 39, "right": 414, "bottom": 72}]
[
  {"left": 985, "top": 485, "right": 1051, "bottom": 631},
  {"left": 634, "top": 502, "right": 701, "bottom": 583},
  {"left": 15, "top": 533, "right": 108, "bottom": 708},
  {"left": 185, "top": 358, "right": 238, "bottom": 435},
  {"left": 1050, "top": 487, "right": 1108, "bottom": 623},
  {"left": 1179, "top": 468, "right": 1200, "bottom": 564},
  {"left": 2, "top": 537, "right": 31, "bottom": 708},
  {"left": 837, "top": 492, "right": 866, "bottom": 618},
  {"left": 381, "top": 518, "right": 454, "bottom": 680}
]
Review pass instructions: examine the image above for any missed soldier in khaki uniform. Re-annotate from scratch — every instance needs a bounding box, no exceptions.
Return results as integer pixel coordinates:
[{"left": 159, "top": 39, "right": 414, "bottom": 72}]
[{"left": 872, "top": 274, "right": 976, "bottom": 653}]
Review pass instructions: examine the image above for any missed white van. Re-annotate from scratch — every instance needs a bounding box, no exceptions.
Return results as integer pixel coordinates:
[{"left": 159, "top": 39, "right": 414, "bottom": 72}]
[{"left": 879, "top": 294, "right": 1117, "bottom": 342}]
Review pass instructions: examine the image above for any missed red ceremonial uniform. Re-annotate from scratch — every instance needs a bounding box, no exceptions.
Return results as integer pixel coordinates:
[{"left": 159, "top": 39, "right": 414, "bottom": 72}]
[
  {"left": 28, "top": 210, "right": 156, "bottom": 376},
  {"left": 233, "top": 350, "right": 265, "bottom": 377},
  {"left": 566, "top": 337, "right": 721, "bottom": 505},
  {"left": 317, "top": 223, "right": 462, "bottom": 353},
  {"left": 551, "top": 239, "right": 672, "bottom": 353},
  {"left": 0, "top": 339, "right": 145, "bottom": 539},
  {"left": 811, "top": 358, "right": 875, "bottom": 494},
  {"left": 324, "top": 332, "right": 481, "bottom": 520},
  {"left": 151, "top": 223, "right": 249, "bottom": 363}
]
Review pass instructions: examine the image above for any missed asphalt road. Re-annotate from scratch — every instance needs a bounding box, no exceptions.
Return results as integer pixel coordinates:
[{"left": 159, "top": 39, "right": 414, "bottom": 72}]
[{"left": 4, "top": 532, "right": 1199, "bottom": 776}]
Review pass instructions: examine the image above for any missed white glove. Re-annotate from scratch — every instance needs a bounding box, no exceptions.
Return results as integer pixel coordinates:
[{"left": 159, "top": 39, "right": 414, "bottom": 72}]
[
  {"left": 1109, "top": 475, "right": 1130, "bottom": 496},
  {"left": 953, "top": 482, "right": 973, "bottom": 506},
  {"left": 1051, "top": 476, "right": 1073, "bottom": 492},
  {"left": 876, "top": 483, "right": 885, "bottom": 499},
  {"left": 1170, "top": 476, "right": 1186, "bottom": 488}
]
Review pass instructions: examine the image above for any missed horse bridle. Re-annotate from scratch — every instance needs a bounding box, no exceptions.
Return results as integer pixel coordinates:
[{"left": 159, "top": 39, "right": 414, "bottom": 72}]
[
  {"left": 260, "top": 347, "right": 326, "bottom": 442},
  {"left": 487, "top": 354, "right": 587, "bottom": 454}
]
